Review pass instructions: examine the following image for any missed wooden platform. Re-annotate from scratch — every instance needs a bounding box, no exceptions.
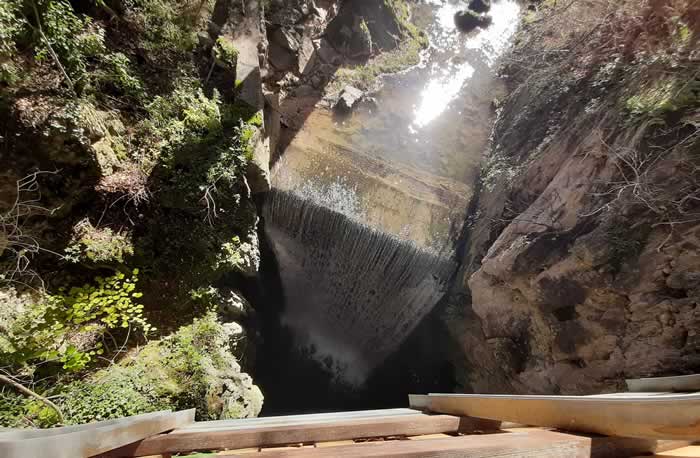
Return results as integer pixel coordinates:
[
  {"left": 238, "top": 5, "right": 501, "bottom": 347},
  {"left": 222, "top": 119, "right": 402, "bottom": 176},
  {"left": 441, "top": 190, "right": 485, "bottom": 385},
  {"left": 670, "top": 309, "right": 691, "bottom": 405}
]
[{"left": 94, "top": 408, "right": 692, "bottom": 458}]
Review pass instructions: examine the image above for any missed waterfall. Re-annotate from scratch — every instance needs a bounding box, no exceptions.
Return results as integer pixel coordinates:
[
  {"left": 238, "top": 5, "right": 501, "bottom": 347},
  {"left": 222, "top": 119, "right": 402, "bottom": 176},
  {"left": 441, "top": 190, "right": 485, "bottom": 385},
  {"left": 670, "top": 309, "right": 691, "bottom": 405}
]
[{"left": 263, "top": 189, "right": 457, "bottom": 384}]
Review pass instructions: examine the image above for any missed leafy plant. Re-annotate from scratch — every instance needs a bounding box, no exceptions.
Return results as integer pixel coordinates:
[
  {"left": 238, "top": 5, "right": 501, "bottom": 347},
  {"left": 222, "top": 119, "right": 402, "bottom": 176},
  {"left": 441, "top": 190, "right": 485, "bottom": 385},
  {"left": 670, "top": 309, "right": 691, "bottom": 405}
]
[
  {"left": 0, "top": 0, "right": 23, "bottom": 83},
  {"left": 1, "top": 269, "right": 152, "bottom": 372}
]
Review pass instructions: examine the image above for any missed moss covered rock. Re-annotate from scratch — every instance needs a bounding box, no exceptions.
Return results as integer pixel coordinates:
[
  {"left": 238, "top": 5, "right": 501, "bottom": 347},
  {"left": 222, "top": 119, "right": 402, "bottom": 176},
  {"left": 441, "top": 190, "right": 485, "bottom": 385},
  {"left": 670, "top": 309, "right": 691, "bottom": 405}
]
[{"left": 58, "top": 312, "right": 262, "bottom": 423}]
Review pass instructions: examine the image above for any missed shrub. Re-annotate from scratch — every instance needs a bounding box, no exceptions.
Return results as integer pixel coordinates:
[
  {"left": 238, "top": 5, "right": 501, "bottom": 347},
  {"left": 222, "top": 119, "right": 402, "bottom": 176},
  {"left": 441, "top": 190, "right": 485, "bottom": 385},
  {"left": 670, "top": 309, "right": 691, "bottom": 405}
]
[
  {"left": 123, "top": 0, "right": 204, "bottom": 62},
  {"left": 65, "top": 219, "right": 134, "bottom": 264},
  {"left": 213, "top": 36, "right": 238, "bottom": 70}
]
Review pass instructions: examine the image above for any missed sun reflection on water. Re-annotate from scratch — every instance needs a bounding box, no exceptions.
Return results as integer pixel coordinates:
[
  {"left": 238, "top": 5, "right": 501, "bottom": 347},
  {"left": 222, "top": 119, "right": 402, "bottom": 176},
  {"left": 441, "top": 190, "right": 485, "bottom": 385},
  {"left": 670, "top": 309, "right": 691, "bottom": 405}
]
[{"left": 412, "top": 0, "right": 521, "bottom": 129}]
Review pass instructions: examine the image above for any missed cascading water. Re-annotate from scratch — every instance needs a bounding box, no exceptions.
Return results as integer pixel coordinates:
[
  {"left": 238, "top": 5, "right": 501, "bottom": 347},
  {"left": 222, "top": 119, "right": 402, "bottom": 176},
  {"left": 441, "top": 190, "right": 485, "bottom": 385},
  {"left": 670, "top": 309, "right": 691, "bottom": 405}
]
[
  {"left": 257, "top": 0, "right": 521, "bottom": 410},
  {"left": 263, "top": 190, "right": 456, "bottom": 384}
]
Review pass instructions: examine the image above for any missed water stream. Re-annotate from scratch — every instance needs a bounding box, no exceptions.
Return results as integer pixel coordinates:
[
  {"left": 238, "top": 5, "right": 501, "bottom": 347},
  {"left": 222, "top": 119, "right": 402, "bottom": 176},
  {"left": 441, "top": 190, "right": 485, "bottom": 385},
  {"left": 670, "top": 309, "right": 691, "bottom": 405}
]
[{"left": 259, "top": 0, "right": 521, "bottom": 410}]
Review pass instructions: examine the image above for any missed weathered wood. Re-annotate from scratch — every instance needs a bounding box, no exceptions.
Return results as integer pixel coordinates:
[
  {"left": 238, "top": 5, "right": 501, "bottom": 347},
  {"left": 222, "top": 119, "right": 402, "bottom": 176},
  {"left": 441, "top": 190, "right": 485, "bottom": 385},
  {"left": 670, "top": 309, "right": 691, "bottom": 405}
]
[
  {"left": 630, "top": 445, "right": 700, "bottom": 457},
  {"left": 105, "top": 413, "right": 462, "bottom": 457},
  {"left": 176, "top": 408, "right": 420, "bottom": 432},
  {"left": 0, "top": 409, "right": 195, "bottom": 458},
  {"left": 424, "top": 393, "right": 700, "bottom": 440},
  {"left": 213, "top": 428, "right": 666, "bottom": 457},
  {"left": 626, "top": 374, "right": 700, "bottom": 393}
]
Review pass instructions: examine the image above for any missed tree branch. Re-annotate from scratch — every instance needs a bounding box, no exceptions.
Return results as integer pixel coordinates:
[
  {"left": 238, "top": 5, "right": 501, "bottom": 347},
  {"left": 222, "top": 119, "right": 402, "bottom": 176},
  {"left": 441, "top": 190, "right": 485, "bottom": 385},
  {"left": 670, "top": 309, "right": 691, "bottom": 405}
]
[{"left": 0, "top": 374, "right": 65, "bottom": 424}]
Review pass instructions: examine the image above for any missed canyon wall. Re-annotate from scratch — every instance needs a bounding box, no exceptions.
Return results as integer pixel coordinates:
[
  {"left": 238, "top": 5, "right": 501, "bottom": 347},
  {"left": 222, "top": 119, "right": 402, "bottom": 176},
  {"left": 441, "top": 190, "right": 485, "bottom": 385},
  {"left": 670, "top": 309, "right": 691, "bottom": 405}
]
[{"left": 449, "top": 0, "right": 700, "bottom": 394}]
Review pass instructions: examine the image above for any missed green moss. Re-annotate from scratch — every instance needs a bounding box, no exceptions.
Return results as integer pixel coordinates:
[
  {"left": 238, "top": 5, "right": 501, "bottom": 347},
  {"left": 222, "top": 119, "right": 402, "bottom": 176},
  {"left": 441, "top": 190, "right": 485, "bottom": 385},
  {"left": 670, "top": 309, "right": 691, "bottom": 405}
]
[
  {"left": 62, "top": 370, "right": 166, "bottom": 424},
  {"left": 214, "top": 36, "right": 239, "bottom": 70},
  {"left": 330, "top": 38, "right": 425, "bottom": 91},
  {"left": 56, "top": 312, "right": 262, "bottom": 422},
  {"left": 625, "top": 77, "right": 699, "bottom": 119}
]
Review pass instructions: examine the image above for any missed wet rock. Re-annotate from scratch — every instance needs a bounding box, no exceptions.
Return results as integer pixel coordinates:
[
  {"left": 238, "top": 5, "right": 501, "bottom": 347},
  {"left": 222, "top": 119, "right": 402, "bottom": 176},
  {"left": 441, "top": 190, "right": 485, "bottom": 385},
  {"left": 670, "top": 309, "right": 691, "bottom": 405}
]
[
  {"left": 334, "top": 85, "right": 364, "bottom": 112},
  {"left": 454, "top": 9, "right": 492, "bottom": 32},
  {"left": 469, "top": 0, "right": 491, "bottom": 13}
]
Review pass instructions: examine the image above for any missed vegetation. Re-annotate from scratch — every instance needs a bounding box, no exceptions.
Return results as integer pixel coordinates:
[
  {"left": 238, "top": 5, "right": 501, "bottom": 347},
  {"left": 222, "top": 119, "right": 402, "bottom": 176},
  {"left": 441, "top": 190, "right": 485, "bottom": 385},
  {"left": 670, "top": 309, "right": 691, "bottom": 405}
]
[
  {"left": 0, "top": 270, "right": 150, "bottom": 373},
  {"left": 328, "top": 0, "right": 428, "bottom": 92},
  {"left": 0, "top": 0, "right": 262, "bottom": 428}
]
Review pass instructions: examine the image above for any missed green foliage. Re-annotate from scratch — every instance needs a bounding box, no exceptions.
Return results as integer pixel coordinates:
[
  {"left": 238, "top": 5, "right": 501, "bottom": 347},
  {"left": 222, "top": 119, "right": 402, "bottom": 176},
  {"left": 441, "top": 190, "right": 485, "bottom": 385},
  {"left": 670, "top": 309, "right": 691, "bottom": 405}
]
[
  {"left": 0, "top": 0, "right": 23, "bottom": 84},
  {"left": 0, "top": 390, "right": 29, "bottom": 428},
  {"left": 145, "top": 79, "right": 223, "bottom": 155},
  {"left": 62, "top": 371, "right": 165, "bottom": 424},
  {"left": 213, "top": 36, "right": 238, "bottom": 69},
  {"left": 95, "top": 52, "right": 144, "bottom": 98},
  {"left": 0, "top": 0, "right": 143, "bottom": 95},
  {"left": 1, "top": 269, "right": 151, "bottom": 372},
  {"left": 625, "top": 77, "right": 699, "bottom": 120},
  {"left": 82, "top": 312, "right": 246, "bottom": 420},
  {"left": 124, "top": 0, "right": 204, "bottom": 62},
  {"left": 65, "top": 220, "right": 134, "bottom": 264}
]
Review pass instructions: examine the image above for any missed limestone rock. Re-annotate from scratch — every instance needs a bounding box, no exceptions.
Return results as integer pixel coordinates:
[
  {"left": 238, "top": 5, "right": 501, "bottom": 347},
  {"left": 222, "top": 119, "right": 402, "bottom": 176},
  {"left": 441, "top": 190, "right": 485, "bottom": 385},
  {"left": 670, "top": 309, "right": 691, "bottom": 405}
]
[
  {"left": 91, "top": 138, "right": 121, "bottom": 177},
  {"left": 334, "top": 85, "right": 364, "bottom": 112},
  {"left": 245, "top": 127, "right": 271, "bottom": 194},
  {"left": 219, "top": 289, "right": 254, "bottom": 321}
]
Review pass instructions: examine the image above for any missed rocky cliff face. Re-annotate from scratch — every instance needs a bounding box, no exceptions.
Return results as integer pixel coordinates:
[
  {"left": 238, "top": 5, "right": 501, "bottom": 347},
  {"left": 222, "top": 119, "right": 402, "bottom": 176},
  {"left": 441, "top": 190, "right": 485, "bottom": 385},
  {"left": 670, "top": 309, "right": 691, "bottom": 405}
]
[{"left": 449, "top": 0, "right": 699, "bottom": 394}]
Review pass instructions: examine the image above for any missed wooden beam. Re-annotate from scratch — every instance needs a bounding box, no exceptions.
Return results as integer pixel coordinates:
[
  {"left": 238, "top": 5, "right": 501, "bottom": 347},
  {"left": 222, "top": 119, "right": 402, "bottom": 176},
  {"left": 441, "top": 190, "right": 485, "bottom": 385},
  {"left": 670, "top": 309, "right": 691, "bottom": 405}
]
[
  {"left": 626, "top": 374, "right": 700, "bottom": 393},
  {"left": 104, "top": 414, "right": 461, "bottom": 457},
  {"left": 424, "top": 393, "right": 700, "bottom": 440},
  {"left": 176, "top": 408, "right": 421, "bottom": 432},
  {"left": 0, "top": 409, "right": 194, "bottom": 458},
  {"left": 212, "top": 428, "right": 672, "bottom": 457}
]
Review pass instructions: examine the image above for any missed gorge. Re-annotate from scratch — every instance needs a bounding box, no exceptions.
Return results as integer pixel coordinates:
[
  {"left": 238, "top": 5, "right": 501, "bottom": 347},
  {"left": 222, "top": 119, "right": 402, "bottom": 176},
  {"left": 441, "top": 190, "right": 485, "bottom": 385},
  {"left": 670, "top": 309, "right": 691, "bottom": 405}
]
[{"left": 0, "top": 0, "right": 698, "bottom": 427}]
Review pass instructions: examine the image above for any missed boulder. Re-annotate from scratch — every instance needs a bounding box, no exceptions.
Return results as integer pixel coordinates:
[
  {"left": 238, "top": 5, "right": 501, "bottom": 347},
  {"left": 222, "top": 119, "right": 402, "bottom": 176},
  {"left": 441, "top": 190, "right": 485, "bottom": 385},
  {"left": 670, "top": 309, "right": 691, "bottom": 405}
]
[
  {"left": 334, "top": 85, "right": 364, "bottom": 112},
  {"left": 454, "top": 9, "right": 492, "bottom": 32},
  {"left": 468, "top": 0, "right": 491, "bottom": 13}
]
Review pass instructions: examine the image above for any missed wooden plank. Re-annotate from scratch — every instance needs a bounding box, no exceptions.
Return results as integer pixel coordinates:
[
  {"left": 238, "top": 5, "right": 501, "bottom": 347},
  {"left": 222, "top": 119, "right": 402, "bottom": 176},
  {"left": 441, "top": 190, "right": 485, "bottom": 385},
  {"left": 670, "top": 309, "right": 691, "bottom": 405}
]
[
  {"left": 176, "top": 408, "right": 421, "bottom": 432},
  {"left": 0, "top": 409, "right": 194, "bottom": 458},
  {"left": 408, "top": 394, "right": 429, "bottom": 410},
  {"left": 219, "top": 429, "right": 693, "bottom": 458},
  {"left": 105, "top": 413, "right": 461, "bottom": 457},
  {"left": 424, "top": 392, "right": 700, "bottom": 440},
  {"left": 215, "top": 428, "right": 645, "bottom": 458},
  {"left": 642, "top": 445, "right": 700, "bottom": 456},
  {"left": 626, "top": 374, "right": 700, "bottom": 393}
]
